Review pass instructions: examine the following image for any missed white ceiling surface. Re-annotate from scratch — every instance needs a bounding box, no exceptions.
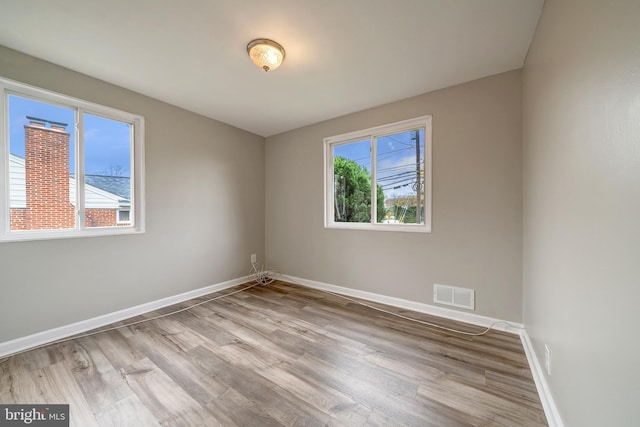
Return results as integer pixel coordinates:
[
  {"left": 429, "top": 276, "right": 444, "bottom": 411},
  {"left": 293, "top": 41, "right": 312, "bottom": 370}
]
[{"left": 0, "top": 0, "right": 543, "bottom": 137}]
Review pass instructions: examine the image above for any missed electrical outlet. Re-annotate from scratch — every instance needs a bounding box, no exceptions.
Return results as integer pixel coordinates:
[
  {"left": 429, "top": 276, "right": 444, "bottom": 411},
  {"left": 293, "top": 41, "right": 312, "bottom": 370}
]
[
  {"left": 251, "top": 254, "right": 257, "bottom": 264},
  {"left": 544, "top": 344, "right": 552, "bottom": 376}
]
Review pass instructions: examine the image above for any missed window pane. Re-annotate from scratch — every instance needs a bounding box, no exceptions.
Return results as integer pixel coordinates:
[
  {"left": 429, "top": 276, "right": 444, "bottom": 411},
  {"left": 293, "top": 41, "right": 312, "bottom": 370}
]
[
  {"left": 83, "top": 113, "right": 132, "bottom": 228},
  {"left": 8, "top": 95, "right": 76, "bottom": 231},
  {"left": 376, "top": 128, "right": 425, "bottom": 224},
  {"left": 333, "top": 139, "right": 372, "bottom": 223},
  {"left": 117, "top": 209, "right": 130, "bottom": 223}
]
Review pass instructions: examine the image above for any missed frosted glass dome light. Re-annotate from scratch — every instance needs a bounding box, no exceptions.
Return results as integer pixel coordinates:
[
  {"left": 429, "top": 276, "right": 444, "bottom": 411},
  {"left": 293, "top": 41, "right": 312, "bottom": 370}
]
[{"left": 247, "top": 39, "right": 285, "bottom": 72}]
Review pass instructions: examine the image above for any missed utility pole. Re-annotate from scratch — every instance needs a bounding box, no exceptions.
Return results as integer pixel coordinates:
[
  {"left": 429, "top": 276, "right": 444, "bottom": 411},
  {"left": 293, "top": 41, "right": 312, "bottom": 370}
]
[{"left": 414, "top": 130, "right": 421, "bottom": 224}]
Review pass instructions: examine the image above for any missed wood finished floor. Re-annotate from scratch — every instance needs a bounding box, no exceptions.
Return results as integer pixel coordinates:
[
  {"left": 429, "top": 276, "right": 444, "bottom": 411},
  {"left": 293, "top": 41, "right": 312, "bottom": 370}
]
[{"left": 0, "top": 281, "right": 547, "bottom": 427}]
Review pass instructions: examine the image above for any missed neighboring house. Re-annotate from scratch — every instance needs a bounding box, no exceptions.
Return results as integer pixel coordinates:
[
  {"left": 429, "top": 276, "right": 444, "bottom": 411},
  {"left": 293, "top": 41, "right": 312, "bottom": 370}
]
[{"left": 9, "top": 119, "right": 130, "bottom": 230}]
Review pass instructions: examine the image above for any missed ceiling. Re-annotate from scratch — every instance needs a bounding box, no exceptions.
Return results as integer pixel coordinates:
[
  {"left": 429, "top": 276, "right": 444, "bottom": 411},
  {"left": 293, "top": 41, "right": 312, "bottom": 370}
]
[{"left": 0, "top": 0, "right": 543, "bottom": 137}]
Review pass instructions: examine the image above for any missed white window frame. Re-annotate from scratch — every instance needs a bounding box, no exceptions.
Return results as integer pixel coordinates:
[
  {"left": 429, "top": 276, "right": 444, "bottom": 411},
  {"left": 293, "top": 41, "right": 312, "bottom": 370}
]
[
  {"left": 0, "top": 76, "right": 145, "bottom": 242},
  {"left": 324, "top": 116, "right": 432, "bottom": 233}
]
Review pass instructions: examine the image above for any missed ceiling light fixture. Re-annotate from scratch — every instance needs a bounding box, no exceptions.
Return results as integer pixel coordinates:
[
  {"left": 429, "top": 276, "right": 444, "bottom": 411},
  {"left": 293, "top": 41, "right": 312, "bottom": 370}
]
[{"left": 247, "top": 38, "right": 285, "bottom": 72}]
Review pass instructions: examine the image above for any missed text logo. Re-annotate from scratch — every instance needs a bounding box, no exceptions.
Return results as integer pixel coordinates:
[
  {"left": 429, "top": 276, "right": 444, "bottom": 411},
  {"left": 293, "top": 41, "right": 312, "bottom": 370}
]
[{"left": 0, "top": 405, "right": 68, "bottom": 427}]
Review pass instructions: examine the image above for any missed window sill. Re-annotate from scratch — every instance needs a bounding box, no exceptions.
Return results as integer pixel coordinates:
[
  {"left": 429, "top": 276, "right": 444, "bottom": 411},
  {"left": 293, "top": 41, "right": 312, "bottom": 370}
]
[
  {"left": 325, "top": 222, "right": 431, "bottom": 233},
  {"left": 0, "top": 227, "right": 144, "bottom": 243}
]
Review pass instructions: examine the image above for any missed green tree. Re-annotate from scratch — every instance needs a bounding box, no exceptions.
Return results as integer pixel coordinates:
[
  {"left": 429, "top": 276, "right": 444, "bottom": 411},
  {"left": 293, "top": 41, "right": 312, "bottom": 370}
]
[
  {"left": 375, "top": 182, "right": 385, "bottom": 223},
  {"left": 334, "top": 157, "right": 386, "bottom": 222}
]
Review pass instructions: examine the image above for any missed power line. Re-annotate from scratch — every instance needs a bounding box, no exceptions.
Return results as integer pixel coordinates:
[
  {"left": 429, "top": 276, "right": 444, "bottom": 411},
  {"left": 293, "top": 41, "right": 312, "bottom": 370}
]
[
  {"left": 379, "top": 134, "right": 414, "bottom": 148},
  {"left": 335, "top": 146, "right": 414, "bottom": 164},
  {"left": 378, "top": 162, "right": 421, "bottom": 173},
  {"left": 377, "top": 170, "right": 416, "bottom": 182}
]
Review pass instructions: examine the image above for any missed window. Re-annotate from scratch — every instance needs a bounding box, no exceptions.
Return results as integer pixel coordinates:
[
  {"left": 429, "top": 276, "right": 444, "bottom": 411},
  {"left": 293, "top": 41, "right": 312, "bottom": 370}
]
[
  {"left": 324, "top": 116, "right": 432, "bottom": 232},
  {"left": 0, "top": 77, "right": 145, "bottom": 241},
  {"left": 117, "top": 208, "right": 131, "bottom": 224}
]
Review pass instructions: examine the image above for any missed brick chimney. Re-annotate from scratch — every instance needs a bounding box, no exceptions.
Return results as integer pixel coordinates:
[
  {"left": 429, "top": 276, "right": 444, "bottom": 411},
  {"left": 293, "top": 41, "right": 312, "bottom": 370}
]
[{"left": 24, "top": 117, "right": 75, "bottom": 230}]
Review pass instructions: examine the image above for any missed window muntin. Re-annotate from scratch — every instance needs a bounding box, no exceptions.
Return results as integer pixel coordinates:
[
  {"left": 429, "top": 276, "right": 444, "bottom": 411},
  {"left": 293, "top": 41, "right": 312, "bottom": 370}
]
[
  {"left": 0, "top": 77, "right": 145, "bottom": 241},
  {"left": 324, "top": 116, "right": 432, "bottom": 232}
]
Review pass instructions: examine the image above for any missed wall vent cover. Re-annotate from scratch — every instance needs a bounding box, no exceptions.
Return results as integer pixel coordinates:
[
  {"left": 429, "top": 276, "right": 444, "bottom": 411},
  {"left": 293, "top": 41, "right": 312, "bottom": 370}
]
[{"left": 433, "top": 284, "right": 475, "bottom": 310}]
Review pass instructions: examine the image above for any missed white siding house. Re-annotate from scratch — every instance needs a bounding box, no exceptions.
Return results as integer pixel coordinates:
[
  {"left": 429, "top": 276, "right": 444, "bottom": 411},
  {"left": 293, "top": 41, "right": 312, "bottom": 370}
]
[{"left": 9, "top": 154, "right": 26, "bottom": 208}]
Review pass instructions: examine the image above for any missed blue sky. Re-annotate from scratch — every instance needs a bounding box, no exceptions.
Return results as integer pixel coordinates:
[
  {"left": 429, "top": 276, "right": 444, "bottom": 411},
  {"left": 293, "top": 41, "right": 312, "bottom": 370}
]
[
  {"left": 333, "top": 129, "right": 425, "bottom": 199},
  {"left": 8, "top": 95, "right": 131, "bottom": 176}
]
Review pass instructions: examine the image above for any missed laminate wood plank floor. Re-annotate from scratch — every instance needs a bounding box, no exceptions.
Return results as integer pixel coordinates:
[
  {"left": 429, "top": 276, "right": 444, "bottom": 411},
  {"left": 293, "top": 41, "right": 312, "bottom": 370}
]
[{"left": 0, "top": 281, "right": 548, "bottom": 426}]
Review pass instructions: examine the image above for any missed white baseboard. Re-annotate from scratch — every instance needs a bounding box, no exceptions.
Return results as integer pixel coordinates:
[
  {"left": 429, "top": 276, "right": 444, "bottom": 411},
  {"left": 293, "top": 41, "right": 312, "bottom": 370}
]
[
  {"left": 1, "top": 271, "right": 563, "bottom": 427},
  {"left": 0, "top": 275, "right": 250, "bottom": 359},
  {"left": 520, "top": 329, "right": 564, "bottom": 427},
  {"left": 277, "top": 274, "right": 523, "bottom": 334}
]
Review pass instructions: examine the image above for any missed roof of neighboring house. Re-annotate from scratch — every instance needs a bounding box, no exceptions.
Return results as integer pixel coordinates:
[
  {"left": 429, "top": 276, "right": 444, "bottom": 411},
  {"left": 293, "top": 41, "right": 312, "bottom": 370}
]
[{"left": 83, "top": 175, "right": 130, "bottom": 201}]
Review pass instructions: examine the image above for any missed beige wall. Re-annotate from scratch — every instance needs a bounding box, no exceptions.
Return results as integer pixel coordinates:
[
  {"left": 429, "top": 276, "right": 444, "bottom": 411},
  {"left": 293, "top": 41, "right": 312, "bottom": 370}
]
[
  {"left": 0, "top": 46, "right": 265, "bottom": 343},
  {"left": 523, "top": 0, "right": 640, "bottom": 425},
  {"left": 266, "top": 70, "right": 523, "bottom": 321}
]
